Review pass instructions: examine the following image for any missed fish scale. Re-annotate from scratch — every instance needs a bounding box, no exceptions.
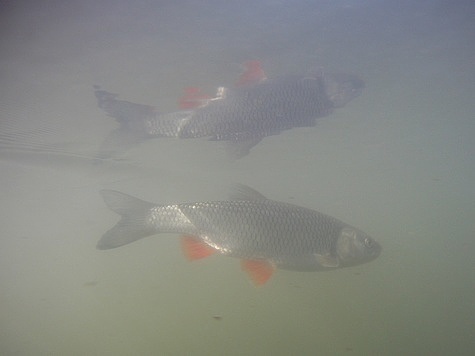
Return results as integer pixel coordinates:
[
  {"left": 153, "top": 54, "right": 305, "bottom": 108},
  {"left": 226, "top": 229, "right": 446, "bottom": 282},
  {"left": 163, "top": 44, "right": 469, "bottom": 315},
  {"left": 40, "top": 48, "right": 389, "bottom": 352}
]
[
  {"left": 177, "top": 76, "right": 333, "bottom": 139},
  {"left": 176, "top": 200, "right": 341, "bottom": 258},
  {"left": 118, "top": 77, "right": 331, "bottom": 140}
]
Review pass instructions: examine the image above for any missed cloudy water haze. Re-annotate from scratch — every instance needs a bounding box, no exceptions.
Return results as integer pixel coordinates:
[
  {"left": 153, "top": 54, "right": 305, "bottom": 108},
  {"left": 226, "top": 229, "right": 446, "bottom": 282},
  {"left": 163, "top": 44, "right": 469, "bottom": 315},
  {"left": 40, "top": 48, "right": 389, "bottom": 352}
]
[{"left": 1, "top": 1, "right": 474, "bottom": 355}]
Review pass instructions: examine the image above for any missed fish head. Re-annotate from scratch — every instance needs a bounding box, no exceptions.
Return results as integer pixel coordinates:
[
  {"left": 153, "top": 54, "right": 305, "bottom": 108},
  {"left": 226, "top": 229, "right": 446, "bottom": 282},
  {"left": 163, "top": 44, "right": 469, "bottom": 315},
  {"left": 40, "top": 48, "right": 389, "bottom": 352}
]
[
  {"left": 324, "top": 73, "right": 365, "bottom": 108},
  {"left": 336, "top": 227, "right": 381, "bottom": 267}
]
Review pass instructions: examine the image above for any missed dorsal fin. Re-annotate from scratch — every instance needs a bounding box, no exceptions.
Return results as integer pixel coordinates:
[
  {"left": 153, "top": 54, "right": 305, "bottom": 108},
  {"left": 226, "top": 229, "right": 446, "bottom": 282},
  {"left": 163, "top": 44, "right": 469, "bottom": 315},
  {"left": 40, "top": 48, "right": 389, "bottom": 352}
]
[{"left": 229, "top": 184, "right": 268, "bottom": 201}]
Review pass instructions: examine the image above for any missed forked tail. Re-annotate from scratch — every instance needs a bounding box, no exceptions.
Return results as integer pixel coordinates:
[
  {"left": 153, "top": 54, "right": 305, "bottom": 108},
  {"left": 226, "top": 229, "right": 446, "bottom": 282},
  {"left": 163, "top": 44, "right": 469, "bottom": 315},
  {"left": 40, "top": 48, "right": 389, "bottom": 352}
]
[{"left": 97, "top": 190, "right": 157, "bottom": 249}]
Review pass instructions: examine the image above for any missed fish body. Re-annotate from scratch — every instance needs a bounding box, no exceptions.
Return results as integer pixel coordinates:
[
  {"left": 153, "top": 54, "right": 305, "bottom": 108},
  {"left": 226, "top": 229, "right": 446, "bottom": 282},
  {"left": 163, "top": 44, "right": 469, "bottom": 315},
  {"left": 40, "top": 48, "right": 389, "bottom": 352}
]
[
  {"left": 98, "top": 185, "right": 380, "bottom": 284},
  {"left": 95, "top": 69, "right": 364, "bottom": 157},
  {"left": 171, "top": 75, "right": 334, "bottom": 140}
]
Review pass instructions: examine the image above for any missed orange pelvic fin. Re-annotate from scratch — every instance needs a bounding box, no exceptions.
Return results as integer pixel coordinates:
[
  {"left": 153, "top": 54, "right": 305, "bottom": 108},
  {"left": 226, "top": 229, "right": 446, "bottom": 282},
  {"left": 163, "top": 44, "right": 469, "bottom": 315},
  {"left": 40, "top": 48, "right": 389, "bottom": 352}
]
[
  {"left": 181, "top": 235, "right": 216, "bottom": 260},
  {"left": 235, "top": 60, "right": 268, "bottom": 87},
  {"left": 241, "top": 259, "right": 275, "bottom": 286},
  {"left": 178, "top": 87, "right": 212, "bottom": 109}
]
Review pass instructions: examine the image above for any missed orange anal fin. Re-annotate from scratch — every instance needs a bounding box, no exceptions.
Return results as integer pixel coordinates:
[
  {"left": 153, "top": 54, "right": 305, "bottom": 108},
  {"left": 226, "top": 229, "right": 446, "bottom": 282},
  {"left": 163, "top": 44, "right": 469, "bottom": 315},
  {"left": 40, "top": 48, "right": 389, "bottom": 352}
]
[
  {"left": 178, "top": 87, "right": 212, "bottom": 109},
  {"left": 235, "top": 60, "right": 268, "bottom": 87},
  {"left": 241, "top": 259, "right": 275, "bottom": 286},
  {"left": 181, "top": 235, "right": 217, "bottom": 261}
]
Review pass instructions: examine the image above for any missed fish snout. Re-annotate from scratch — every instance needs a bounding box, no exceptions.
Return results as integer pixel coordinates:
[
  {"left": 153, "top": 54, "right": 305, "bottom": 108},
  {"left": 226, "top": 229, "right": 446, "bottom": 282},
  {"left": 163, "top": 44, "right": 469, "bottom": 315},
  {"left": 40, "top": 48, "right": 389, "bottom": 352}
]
[{"left": 325, "top": 73, "right": 364, "bottom": 108}]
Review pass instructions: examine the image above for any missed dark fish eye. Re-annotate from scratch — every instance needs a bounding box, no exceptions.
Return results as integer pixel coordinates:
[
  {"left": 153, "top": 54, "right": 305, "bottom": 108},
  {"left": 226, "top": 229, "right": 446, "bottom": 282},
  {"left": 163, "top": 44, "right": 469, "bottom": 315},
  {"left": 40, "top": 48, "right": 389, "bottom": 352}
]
[{"left": 364, "top": 237, "right": 374, "bottom": 248}]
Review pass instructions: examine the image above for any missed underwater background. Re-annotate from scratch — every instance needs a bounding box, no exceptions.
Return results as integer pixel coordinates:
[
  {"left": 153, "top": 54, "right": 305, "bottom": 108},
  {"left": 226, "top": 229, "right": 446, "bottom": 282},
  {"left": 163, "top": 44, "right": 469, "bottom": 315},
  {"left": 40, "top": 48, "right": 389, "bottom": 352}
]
[{"left": 1, "top": 1, "right": 474, "bottom": 355}]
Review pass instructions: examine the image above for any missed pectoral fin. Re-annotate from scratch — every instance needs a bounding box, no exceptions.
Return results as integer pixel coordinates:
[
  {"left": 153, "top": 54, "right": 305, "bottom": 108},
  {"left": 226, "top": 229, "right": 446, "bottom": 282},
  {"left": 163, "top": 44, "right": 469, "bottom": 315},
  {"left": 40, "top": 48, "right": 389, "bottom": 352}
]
[
  {"left": 181, "top": 235, "right": 217, "bottom": 260},
  {"left": 315, "top": 254, "right": 339, "bottom": 268}
]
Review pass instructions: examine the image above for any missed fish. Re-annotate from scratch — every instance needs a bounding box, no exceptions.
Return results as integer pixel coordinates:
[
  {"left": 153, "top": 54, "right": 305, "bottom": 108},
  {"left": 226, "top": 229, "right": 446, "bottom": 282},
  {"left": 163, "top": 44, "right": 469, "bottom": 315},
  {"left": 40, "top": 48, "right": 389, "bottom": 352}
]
[
  {"left": 97, "top": 185, "right": 381, "bottom": 285},
  {"left": 95, "top": 62, "right": 364, "bottom": 158}
]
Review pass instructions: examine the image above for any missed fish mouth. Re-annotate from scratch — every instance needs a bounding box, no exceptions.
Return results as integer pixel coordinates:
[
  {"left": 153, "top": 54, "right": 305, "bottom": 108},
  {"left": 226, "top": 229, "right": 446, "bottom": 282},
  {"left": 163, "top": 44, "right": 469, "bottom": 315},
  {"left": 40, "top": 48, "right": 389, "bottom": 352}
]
[
  {"left": 325, "top": 73, "right": 365, "bottom": 108},
  {"left": 366, "top": 242, "right": 382, "bottom": 262}
]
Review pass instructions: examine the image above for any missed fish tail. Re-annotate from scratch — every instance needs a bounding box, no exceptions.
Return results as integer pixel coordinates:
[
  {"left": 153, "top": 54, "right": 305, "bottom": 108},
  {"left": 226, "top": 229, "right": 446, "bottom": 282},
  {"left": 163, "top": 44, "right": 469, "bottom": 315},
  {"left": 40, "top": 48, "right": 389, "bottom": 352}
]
[{"left": 97, "top": 190, "right": 157, "bottom": 250}]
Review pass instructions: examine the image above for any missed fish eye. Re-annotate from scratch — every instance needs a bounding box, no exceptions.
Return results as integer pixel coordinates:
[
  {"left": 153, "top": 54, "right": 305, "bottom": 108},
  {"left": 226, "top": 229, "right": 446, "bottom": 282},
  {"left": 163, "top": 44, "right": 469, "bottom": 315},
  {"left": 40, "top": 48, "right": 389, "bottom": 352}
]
[{"left": 364, "top": 237, "right": 374, "bottom": 248}]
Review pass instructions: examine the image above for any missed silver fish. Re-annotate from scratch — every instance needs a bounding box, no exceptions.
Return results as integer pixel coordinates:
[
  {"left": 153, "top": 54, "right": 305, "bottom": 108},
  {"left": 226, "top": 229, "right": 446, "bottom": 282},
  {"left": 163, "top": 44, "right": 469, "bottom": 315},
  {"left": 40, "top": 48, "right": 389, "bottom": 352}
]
[
  {"left": 95, "top": 72, "right": 364, "bottom": 158},
  {"left": 98, "top": 185, "right": 380, "bottom": 285}
]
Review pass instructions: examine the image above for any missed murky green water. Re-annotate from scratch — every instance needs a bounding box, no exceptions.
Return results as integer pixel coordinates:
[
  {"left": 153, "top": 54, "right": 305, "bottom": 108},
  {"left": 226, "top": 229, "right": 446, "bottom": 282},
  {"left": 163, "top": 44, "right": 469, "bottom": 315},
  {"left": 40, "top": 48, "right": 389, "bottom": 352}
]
[{"left": 1, "top": 1, "right": 474, "bottom": 355}]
